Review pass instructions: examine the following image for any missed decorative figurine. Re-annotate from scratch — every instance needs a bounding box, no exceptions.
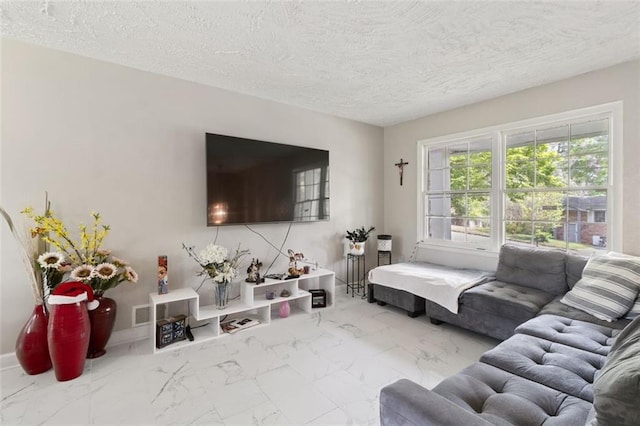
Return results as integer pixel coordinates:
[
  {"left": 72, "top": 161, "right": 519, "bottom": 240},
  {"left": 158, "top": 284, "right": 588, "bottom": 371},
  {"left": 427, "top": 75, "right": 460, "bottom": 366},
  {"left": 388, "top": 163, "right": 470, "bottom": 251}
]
[
  {"left": 280, "top": 289, "right": 291, "bottom": 298},
  {"left": 245, "top": 258, "right": 264, "bottom": 283},
  {"left": 287, "top": 249, "right": 305, "bottom": 277}
]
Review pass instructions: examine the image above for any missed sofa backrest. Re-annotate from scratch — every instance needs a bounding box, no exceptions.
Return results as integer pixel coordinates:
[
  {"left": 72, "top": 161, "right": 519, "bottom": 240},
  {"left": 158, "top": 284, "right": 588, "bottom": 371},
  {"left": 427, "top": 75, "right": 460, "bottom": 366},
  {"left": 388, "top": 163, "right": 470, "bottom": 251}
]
[
  {"left": 566, "top": 253, "right": 589, "bottom": 289},
  {"left": 496, "top": 244, "right": 568, "bottom": 295}
]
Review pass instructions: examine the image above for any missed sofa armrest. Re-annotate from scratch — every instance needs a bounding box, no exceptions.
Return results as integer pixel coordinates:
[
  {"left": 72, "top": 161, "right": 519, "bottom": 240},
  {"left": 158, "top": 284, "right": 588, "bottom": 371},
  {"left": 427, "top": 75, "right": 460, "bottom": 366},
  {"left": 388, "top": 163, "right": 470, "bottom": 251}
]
[{"left": 380, "top": 379, "right": 492, "bottom": 426}]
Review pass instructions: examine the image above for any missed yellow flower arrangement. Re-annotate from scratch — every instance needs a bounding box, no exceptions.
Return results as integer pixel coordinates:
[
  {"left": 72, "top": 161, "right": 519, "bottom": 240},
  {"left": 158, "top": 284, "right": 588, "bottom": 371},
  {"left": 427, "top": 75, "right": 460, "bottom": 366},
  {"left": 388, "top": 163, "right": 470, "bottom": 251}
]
[
  {"left": 23, "top": 208, "right": 110, "bottom": 266},
  {"left": 22, "top": 208, "right": 138, "bottom": 296}
]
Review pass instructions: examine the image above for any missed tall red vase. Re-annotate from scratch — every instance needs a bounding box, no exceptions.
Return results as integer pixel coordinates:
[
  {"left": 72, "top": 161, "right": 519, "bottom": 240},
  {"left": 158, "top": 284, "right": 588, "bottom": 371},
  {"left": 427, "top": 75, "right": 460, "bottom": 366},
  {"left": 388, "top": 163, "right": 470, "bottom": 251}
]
[
  {"left": 48, "top": 302, "right": 91, "bottom": 381},
  {"left": 15, "top": 304, "right": 52, "bottom": 375},
  {"left": 87, "top": 296, "right": 117, "bottom": 359}
]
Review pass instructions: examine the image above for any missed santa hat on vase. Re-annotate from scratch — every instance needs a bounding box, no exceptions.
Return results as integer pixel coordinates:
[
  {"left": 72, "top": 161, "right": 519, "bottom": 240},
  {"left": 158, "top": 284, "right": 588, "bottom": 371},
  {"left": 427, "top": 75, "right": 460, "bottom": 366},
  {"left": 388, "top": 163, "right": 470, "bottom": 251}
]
[{"left": 48, "top": 281, "right": 99, "bottom": 310}]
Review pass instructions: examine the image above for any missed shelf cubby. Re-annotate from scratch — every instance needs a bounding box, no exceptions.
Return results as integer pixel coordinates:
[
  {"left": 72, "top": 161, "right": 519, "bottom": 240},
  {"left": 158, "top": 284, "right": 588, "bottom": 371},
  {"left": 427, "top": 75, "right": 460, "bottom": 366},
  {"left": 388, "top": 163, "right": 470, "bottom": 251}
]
[{"left": 149, "top": 269, "right": 335, "bottom": 353}]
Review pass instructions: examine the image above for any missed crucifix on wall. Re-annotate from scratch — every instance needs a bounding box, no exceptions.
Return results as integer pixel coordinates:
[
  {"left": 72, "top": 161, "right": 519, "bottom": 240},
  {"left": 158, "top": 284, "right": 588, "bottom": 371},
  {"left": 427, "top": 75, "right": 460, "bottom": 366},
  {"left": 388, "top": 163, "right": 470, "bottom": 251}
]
[{"left": 394, "top": 158, "right": 409, "bottom": 186}]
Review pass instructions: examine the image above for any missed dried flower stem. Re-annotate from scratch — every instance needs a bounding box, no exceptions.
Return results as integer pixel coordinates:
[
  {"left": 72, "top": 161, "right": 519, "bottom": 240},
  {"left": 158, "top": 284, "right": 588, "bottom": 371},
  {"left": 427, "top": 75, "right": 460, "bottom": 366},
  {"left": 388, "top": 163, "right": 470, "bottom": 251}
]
[{"left": 0, "top": 206, "right": 44, "bottom": 304}]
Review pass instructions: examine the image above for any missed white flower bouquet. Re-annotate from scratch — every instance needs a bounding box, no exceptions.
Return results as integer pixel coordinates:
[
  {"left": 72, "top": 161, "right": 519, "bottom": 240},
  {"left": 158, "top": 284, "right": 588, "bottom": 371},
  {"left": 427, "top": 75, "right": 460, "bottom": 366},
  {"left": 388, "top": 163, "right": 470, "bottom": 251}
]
[{"left": 182, "top": 243, "right": 249, "bottom": 284}]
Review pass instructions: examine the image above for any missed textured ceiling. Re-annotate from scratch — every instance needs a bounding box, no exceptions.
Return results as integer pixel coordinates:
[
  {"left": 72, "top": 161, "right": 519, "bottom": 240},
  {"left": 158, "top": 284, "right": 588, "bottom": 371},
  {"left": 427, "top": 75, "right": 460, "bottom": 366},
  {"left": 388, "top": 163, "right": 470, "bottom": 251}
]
[{"left": 2, "top": 1, "right": 639, "bottom": 127}]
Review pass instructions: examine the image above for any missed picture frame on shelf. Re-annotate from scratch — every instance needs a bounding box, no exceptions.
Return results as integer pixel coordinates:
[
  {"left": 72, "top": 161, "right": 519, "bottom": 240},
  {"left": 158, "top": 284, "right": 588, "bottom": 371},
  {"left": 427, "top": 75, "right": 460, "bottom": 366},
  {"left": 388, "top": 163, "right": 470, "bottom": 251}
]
[{"left": 155, "top": 314, "right": 186, "bottom": 348}]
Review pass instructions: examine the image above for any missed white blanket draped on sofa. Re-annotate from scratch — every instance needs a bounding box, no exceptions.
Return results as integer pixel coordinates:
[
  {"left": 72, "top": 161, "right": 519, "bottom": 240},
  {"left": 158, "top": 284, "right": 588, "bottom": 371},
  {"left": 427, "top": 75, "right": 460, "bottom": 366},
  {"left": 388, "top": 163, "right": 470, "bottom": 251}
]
[{"left": 368, "top": 262, "right": 495, "bottom": 314}]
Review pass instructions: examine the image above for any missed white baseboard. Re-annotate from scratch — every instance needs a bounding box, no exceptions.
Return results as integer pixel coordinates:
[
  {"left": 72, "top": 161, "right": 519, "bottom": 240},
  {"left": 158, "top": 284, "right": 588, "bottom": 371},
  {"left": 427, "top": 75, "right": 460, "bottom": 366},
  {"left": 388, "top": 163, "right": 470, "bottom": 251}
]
[
  {"left": 107, "top": 325, "right": 149, "bottom": 347},
  {"left": 0, "top": 326, "right": 150, "bottom": 372},
  {"left": 0, "top": 352, "right": 19, "bottom": 371}
]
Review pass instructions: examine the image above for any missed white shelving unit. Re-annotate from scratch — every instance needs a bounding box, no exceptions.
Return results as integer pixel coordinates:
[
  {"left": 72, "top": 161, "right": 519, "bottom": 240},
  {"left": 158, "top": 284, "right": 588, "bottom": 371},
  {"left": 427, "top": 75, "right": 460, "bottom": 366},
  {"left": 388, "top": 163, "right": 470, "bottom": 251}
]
[{"left": 149, "top": 268, "right": 335, "bottom": 354}]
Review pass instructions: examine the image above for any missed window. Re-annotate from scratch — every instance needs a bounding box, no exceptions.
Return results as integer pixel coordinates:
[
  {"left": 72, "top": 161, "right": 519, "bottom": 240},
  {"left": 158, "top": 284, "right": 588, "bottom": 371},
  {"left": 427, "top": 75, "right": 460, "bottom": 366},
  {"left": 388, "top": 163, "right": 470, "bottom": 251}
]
[
  {"left": 293, "top": 166, "right": 329, "bottom": 221},
  {"left": 423, "top": 136, "right": 493, "bottom": 247},
  {"left": 418, "top": 103, "right": 621, "bottom": 253},
  {"left": 593, "top": 211, "right": 606, "bottom": 223}
]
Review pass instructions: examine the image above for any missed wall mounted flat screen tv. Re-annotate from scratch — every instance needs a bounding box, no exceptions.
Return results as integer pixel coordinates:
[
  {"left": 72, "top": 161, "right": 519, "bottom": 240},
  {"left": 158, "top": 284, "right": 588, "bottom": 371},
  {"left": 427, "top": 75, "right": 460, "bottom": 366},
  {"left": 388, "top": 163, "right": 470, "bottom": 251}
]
[{"left": 206, "top": 133, "right": 330, "bottom": 226}]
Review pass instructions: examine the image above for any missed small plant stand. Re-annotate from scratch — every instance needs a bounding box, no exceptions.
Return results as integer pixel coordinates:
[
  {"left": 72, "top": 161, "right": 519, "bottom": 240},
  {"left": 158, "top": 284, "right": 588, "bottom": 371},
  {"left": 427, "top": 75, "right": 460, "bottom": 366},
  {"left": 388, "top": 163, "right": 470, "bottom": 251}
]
[{"left": 346, "top": 253, "right": 366, "bottom": 298}]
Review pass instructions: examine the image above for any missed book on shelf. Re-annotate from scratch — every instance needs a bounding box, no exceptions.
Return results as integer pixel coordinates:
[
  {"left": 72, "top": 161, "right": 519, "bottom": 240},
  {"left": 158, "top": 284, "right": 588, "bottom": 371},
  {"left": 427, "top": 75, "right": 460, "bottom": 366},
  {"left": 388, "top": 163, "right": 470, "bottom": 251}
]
[{"left": 220, "top": 317, "right": 260, "bottom": 334}]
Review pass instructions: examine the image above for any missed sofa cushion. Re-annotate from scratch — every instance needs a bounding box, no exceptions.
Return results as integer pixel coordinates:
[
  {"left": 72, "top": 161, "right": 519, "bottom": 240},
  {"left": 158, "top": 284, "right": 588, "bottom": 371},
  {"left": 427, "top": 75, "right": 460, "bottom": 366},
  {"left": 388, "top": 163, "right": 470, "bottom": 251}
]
[
  {"left": 566, "top": 253, "right": 589, "bottom": 289},
  {"left": 461, "top": 281, "right": 555, "bottom": 323},
  {"left": 591, "top": 316, "right": 640, "bottom": 425},
  {"left": 561, "top": 254, "right": 640, "bottom": 321},
  {"left": 496, "top": 244, "right": 568, "bottom": 295},
  {"left": 432, "top": 362, "right": 591, "bottom": 426},
  {"left": 369, "top": 283, "right": 425, "bottom": 316},
  {"left": 380, "top": 379, "right": 495, "bottom": 426},
  {"left": 516, "top": 314, "right": 619, "bottom": 356},
  {"left": 539, "top": 296, "right": 631, "bottom": 330},
  {"left": 479, "top": 334, "right": 606, "bottom": 402},
  {"left": 425, "top": 298, "right": 523, "bottom": 341}
]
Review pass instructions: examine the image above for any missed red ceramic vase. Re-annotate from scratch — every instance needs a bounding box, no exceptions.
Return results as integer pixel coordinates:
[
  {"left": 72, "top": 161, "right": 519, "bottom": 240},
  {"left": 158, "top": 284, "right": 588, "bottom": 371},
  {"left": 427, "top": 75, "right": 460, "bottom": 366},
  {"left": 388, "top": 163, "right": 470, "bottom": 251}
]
[
  {"left": 87, "top": 296, "right": 117, "bottom": 359},
  {"left": 15, "top": 304, "right": 52, "bottom": 375},
  {"left": 48, "top": 302, "right": 90, "bottom": 381}
]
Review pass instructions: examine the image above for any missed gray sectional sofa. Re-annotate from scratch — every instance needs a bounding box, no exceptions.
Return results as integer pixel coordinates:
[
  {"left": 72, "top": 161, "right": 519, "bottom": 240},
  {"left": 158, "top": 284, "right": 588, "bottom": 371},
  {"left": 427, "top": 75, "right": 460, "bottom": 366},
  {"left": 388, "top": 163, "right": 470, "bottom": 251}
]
[
  {"left": 377, "top": 244, "right": 640, "bottom": 425},
  {"left": 380, "top": 314, "right": 640, "bottom": 425},
  {"left": 369, "top": 244, "right": 631, "bottom": 340}
]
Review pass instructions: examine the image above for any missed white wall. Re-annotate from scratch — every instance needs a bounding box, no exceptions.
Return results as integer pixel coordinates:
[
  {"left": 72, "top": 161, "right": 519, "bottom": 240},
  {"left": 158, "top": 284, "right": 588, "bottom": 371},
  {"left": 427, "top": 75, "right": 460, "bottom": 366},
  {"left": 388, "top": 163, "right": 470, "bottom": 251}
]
[
  {"left": 384, "top": 60, "right": 640, "bottom": 266},
  {"left": 0, "top": 39, "right": 384, "bottom": 354}
]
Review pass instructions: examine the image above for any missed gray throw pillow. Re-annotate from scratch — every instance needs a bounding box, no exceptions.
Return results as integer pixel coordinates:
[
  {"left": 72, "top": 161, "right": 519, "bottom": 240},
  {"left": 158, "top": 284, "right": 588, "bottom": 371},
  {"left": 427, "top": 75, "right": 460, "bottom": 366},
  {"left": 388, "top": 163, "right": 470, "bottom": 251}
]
[
  {"left": 604, "top": 252, "right": 640, "bottom": 320},
  {"left": 591, "top": 316, "right": 640, "bottom": 425},
  {"left": 561, "top": 254, "right": 640, "bottom": 321},
  {"left": 626, "top": 297, "right": 640, "bottom": 320}
]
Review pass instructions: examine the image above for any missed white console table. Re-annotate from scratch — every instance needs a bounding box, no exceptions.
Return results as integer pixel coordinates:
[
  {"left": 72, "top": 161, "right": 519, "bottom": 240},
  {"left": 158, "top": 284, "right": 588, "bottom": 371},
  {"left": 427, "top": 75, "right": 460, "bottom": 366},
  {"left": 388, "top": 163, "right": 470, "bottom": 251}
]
[{"left": 149, "top": 268, "right": 335, "bottom": 354}]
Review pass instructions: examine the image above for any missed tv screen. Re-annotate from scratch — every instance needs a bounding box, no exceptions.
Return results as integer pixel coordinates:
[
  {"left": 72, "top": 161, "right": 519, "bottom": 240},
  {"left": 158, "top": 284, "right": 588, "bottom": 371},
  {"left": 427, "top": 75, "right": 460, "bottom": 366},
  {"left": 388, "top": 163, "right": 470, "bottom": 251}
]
[{"left": 206, "top": 133, "right": 330, "bottom": 226}]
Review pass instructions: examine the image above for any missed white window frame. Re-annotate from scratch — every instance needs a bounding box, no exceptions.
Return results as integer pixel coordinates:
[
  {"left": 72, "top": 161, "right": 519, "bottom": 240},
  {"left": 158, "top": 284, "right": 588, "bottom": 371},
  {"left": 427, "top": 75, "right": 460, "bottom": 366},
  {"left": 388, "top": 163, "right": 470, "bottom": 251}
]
[
  {"left": 417, "top": 101, "right": 623, "bottom": 254},
  {"left": 292, "top": 165, "right": 329, "bottom": 221}
]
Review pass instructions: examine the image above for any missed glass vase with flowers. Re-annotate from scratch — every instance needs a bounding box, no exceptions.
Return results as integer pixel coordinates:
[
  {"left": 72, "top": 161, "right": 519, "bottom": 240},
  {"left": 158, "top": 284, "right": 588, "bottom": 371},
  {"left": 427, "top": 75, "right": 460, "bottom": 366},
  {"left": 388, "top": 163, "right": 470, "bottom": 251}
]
[{"left": 182, "top": 243, "right": 249, "bottom": 309}]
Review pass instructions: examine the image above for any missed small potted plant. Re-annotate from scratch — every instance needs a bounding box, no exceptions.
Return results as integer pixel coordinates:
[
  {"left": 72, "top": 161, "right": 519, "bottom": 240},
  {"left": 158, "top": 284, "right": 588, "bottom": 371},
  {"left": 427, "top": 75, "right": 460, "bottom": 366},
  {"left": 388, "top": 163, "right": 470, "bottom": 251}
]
[{"left": 345, "top": 226, "right": 375, "bottom": 255}]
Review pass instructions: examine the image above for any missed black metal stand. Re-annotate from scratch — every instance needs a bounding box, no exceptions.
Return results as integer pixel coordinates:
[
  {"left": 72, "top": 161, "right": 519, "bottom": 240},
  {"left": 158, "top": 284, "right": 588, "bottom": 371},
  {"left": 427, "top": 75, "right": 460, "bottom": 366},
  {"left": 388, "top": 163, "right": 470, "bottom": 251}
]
[
  {"left": 346, "top": 253, "right": 366, "bottom": 298},
  {"left": 378, "top": 251, "right": 392, "bottom": 266}
]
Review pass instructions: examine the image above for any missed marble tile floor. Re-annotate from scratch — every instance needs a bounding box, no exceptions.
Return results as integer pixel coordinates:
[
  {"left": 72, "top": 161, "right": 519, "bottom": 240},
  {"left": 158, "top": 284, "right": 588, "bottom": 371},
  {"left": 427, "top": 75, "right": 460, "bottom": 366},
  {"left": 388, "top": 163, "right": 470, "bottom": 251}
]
[{"left": 1, "top": 287, "right": 498, "bottom": 425}]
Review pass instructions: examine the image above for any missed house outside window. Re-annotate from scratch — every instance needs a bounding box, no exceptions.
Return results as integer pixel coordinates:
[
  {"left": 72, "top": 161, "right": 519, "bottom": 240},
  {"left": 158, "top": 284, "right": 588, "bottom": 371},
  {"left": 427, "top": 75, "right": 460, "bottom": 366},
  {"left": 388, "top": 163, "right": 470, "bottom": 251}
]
[{"left": 418, "top": 102, "right": 621, "bottom": 254}]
